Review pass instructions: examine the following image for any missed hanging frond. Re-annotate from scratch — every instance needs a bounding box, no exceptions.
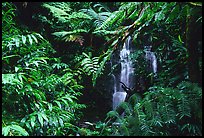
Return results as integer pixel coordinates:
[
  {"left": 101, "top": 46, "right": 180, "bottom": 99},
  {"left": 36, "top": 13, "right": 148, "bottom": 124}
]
[
  {"left": 96, "top": 10, "right": 124, "bottom": 30},
  {"left": 67, "top": 12, "right": 93, "bottom": 20},
  {"left": 42, "top": 3, "right": 70, "bottom": 17},
  {"left": 80, "top": 49, "right": 112, "bottom": 86},
  {"left": 52, "top": 29, "right": 87, "bottom": 45},
  {"left": 80, "top": 4, "right": 111, "bottom": 28}
]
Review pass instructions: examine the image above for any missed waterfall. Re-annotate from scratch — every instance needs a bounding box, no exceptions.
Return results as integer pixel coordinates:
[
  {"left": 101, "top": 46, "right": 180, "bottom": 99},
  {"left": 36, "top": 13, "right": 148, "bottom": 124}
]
[
  {"left": 112, "top": 36, "right": 135, "bottom": 110},
  {"left": 144, "top": 46, "right": 157, "bottom": 76}
]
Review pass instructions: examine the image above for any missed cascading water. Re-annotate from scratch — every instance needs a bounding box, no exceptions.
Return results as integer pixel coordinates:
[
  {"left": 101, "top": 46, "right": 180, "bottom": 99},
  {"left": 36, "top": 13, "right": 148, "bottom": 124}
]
[
  {"left": 144, "top": 46, "right": 157, "bottom": 76},
  {"left": 110, "top": 38, "right": 157, "bottom": 111},
  {"left": 112, "top": 36, "right": 135, "bottom": 110}
]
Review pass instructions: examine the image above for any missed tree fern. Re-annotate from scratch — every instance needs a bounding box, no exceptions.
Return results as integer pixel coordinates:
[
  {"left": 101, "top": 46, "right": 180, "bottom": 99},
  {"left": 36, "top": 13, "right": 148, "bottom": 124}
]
[
  {"left": 80, "top": 3, "right": 111, "bottom": 28},
  {"left": 96, "top": 10, "right": 123, "bottom": 30},
  {"left": 42, "top": 3, "right": 70, "bottom": 22},
  {"left": 66, "top": 12, "right": 93, "bottom": 24}
]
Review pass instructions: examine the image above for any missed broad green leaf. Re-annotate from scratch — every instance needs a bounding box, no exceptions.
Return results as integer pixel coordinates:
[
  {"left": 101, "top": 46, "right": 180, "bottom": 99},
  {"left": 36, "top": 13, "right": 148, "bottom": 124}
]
[
  {"left": 21, "top": 115, "right": 29, "bottom": 124},
  {"left": 35, "top": 33, "right": 44, "bottom": 40},
  {"left": 48, "top": 103, "right": 52, "bottom": 111},
  {"left": 59, "top": 117, "right": 64, "bottom": 127},
  {"left": 10, "top": 125, "right": 29, "bottom": 136},
  {"left": 107, "top": 111, "right": 119, "bottom": 118},
  {"left": 178, "top": 35, "right": 183, "bottom": 43},
  {"left": 22, "top": 35, "right": 26, "bottom": 44},
  {"left": 35, "top": 103, "right": 40, "bottom": 109},
  {"left": 25, "top": 122, "right": 31, "bottom": 131},
  {"left": 15, "top": 66, "right": 20, "bottom": 72},
  {"left": 41, "top": 113, "right": 49, "bottom": 122},
  {"left": 54, "top": 100, "right": 62, "bottom": 108},
  {"left": 2, "top": 55, "right": 20, "bottom": 60},
  {"left": 2, "top": 126, "right": 10, "bottom": 136},
  {"left": 34, "top": 93, "right": 41, "bottom": 101},
  {"left": 30, "top": 115, "right": 36, "bottom": 128},
  {"left": 15, "top": 38, "right": 20, "bottom": 47},
  {"left": 53, "top": 116, "right": 59, "bottom": 127},
  {"left": 61, "top": 98, "right": 68, "bottom": 106},
  {"left": 37, "top": 113, "right": 44, "bottom": 127},
  {"left": 27, "top": 35, "right": 33, "bottom": 45},
  {"left": 30, "top": 34, "right": 38, "bottom": 43}
]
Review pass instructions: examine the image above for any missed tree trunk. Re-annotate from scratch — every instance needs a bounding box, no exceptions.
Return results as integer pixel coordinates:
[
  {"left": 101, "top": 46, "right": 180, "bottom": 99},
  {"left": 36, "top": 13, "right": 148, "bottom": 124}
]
[{"left": 185, "top": 5, "right": 201, "bottom": 84}]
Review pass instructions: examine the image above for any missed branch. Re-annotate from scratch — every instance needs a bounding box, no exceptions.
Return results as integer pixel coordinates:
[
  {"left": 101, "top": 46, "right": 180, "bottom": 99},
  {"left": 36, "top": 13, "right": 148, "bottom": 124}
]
[
  {"left": 188, "top": 2, "right": 202, "bottom": 7},
  {"left": 120, "top": 81, "right": 132, "bottom": 92}
]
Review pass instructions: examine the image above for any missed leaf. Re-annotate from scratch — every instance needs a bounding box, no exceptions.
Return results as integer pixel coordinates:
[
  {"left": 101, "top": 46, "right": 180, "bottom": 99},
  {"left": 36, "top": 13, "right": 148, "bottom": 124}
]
[
  {"left": 27, "top": 35, "right": 33, "bottom": 45},
  {"left": 30, "top": 115, "right": 36, "bottom": 128},
  {"left": 35, "top": 33, "right": 44, "bottom": 40},
  {"left": 15, "top": 38, "right": 20, "bottom": 47},
  {"left": 34, "top": 92, "right": 42, "bottom": 101},
  {"left": 37, "top": 113, "right": 44, "bottom": 127},
  {"left": 154, "top": 10, "right": 165, "bottom": 22},
  {"left": 15, "top": 66, "right": 20, "bottom": 72},
  {"left": 2, "top": 54, "right": 20, "bottom": 60},
  {"left": 54, "top": 100, "right": 62, "bottom": 108},
  {"left": 2, "top": 73, "right": 16, "bottom": 84},
  {"left": 25, "top": 122, "right": 31, "bottom": 131},
  {"left": 42, "top": 3, "right": 69, "bottom": 16},
  {"left": 2, "top": 126, "right": 10, "bottom": 136},
  {"left": 68, "top": 12, "right": 92, "bottom": 20},
  {"left": 60, "top": 98, "right": 68, "bottom": 106},
  {"left": 41, "top": 113, "right": 49, "bottom": 122},
  {"left": 30, "top": 34, "right": 38, "bottom": 43},
  {"left": 178, "top": 35, "right": 183, "bottom": 43},
  {"left": 62, "top": 96, "right": 73, "bottom": 103},
  {"left": 22, "top": 35, "right": 26, "bottom": 44},
  {"left": 10, "top": 125, "right": 29, "bottom": 136},
  {"left": 59, "top": 117, "right": 64, "bottom": 127},
  {"left": 107, "top": 111, "right": 119, "bottom": 118},
  {"left": 52, "top": 116, "right": 59, "bottom": 127}
]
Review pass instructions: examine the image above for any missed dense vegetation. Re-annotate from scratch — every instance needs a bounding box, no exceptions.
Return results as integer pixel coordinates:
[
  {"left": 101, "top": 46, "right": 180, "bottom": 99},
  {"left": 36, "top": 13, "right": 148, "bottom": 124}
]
[{"left": 2, "top": 2, "right": 202, "bottom": 136}]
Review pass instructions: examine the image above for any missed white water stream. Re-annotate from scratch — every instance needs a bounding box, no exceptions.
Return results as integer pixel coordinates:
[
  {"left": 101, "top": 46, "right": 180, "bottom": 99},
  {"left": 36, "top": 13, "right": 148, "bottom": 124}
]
[{"left": 112, "top": 36, "right": 134, "bottom": 110}]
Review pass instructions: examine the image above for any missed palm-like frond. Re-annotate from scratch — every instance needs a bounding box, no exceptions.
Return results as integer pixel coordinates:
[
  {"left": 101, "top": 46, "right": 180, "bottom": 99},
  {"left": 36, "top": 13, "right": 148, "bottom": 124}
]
[
  {"left": 80, "top": 4, "right": 111, "bottom": 28},
  {"left": 42, "top": 3, "right": 70, "bottom": 22},
  {"left": 52, "top": 29, "right": 87, "bottom": 45},
  {"left": 80, "top": 49, "right": 112, "bottom": 86}
]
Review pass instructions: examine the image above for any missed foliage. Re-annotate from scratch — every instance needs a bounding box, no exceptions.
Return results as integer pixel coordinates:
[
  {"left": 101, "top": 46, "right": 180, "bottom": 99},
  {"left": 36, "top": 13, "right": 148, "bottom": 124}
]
[
  {"left": 100, "top": 81, "right": 202, "bottom": 136},
  {"left": 80, "top": 49, "right": 112, "bottom": 86},
  {"left": 2, "top": 2, "right": 85, "bottom": 136},
  {"left": 2, "top": 1, "right": 202, "bottom": 136},
  {"left": 2, "top": 124, "right": 29, "bottom": 136}
]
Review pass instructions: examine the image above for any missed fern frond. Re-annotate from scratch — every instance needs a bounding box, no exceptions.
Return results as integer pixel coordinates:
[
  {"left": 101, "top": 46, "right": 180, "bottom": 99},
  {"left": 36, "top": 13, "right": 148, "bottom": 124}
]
[
  {"left": 97, "top": 11, "right": 123, "bottom": 30},
  {"left": 52, "top": 30, "right": 87, "bottom": 45},
  {"left": 92, "top": 3, "right": 111, "bottom": 12},
  {"left": 143, "top": 100, "right": 154, "bottom": 119},
  {"left": 42, "top": 3, "right": 70, "bottom": 16},
  {"left": 177, "top": 94, "right": 191, "bottom": 119},
  {"left": 80, "top": 8, "right": 98, "bottom": 20},
  {"left": 80, "top": 50, "right": 112, "bottom": 86},
  {"left": 80, "top": 5, "right": 111, "bottom": 28},
  {"left": 67, "top": 12, "right": 93, "bottom": 20},
  {"left": 52, "top": 29, "right": 87, "bottom": 37}
]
